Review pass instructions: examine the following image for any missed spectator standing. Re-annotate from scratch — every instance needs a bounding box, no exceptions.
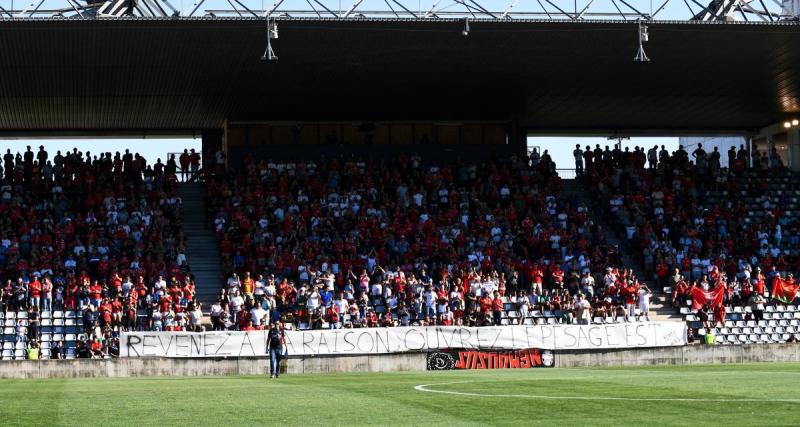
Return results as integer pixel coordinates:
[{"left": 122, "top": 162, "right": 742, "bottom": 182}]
[
  {"left": 749, "top": 293, "right": 766, "bottom": 322},
  {"left": 267, "top": 321, "right": 286, "bottom": 379},
  {"left": 573, "top": 144, "right": 583, "bottom": 175},
  {"left": 51, "top": 340, "right": 64, "bottom": 360}
]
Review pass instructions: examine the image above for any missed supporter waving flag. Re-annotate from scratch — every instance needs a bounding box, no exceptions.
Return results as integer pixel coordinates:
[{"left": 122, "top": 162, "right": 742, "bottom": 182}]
[
  {"left": 691, "top": 285, "right": 724, "bottom": 310},
  {"left": 771, "top": 276, "right": 798, "bottom": 304}
]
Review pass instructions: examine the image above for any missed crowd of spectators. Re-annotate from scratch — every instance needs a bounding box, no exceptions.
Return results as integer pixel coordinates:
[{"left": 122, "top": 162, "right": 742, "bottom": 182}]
[
  {"left": 204, "top": 152, "right": 653, "bottom": 331},
  {"left": 577, "top": 142, "right": 800, "bottom": 324},
  {"left": 0, "top": 146, "right": 200, "bottom": 357}
]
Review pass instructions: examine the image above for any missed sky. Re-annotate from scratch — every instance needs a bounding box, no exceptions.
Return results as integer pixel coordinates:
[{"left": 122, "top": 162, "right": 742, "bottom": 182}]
[
  {"left": 528, "top": 136, "right": 680, "bottom": 171},
  {"left": 1, "top": 138, "right": 201, "bottom": 166}
]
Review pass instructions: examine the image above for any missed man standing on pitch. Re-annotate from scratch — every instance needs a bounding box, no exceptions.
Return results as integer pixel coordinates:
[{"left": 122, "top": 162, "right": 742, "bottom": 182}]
[{"left": 267, "top": 320, "right": 286, "bottom": 379}]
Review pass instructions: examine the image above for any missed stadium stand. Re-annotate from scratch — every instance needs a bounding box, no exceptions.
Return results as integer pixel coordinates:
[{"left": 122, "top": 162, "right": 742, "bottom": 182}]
[
  {"left": 0, "top": 147, "right": 201, "bottom": 359},
  {"left": 578, "top": 143, "right": 800, "bottom": 344},
  {"left": 203, "top": 151, "right": 652, "bottom": 332},
  {"left": 5, "top": 139, "right": 799, "bottom": 360}
]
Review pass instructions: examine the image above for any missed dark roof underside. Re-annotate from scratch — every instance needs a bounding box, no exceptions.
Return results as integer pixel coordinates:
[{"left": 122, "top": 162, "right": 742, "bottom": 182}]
[{"left": 0, "top": 18, "right": 798, "bottom": 135}]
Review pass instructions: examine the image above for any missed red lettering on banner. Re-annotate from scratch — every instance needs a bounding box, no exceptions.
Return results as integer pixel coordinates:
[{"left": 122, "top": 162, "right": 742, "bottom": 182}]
[
  {"left": 455, "top": 351, "right": 466, "bottom": 369},
  {"left": 528, "top": 348, "right": 542, "bottom": 366},
  {"left": 509, "top": 353, "right": 520, "bottom": 368},
  {"left": 436, "top": 348, "right": 549, "bottom": 370},
  {"left": 498, "top": 354, "right": 508, "bottom": 369},
  {"left": 520, "top": 351, "right": 530, "bottom": 368}
]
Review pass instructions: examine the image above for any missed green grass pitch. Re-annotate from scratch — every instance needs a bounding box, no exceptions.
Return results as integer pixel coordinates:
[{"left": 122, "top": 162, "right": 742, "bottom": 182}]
[{"left": 2, "top": 363, "right": 799, "bottom": 426}]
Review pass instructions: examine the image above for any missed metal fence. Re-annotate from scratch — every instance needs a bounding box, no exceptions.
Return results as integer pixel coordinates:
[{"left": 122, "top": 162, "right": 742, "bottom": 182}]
[{"left": 555, "top": 168, "right": 577, "bottom": 179}]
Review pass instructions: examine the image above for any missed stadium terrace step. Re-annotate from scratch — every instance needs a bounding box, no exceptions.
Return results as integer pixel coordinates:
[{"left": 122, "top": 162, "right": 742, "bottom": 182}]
[
  {"left": 562, "top": 178, "right": 682, "bottom": 323},
  {"left": 179, "top": 182, "right": 222, "bottom": 311}
]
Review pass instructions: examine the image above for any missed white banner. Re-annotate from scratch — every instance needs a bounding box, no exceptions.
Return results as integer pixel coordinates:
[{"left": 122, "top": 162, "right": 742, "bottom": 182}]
[
  {"left": 121, "top": 322, "right": 686, "bottom": 358},
  {"left": 120, "top": 331, "right": 268, "bottom": 358}
]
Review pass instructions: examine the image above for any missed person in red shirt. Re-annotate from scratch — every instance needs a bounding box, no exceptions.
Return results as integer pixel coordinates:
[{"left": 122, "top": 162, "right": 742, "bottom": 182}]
[
  {"left": 672, "top": 278, "right": 687, "bottom": 307},
  {"left": 753, "top": 267, "right": 766, "bottom": 296},
  {"left": 713, "top": 282, "right": 727, "bottom": 327},
  {"left": 365, "top": 309, "right": 378, "bottom": 327},
  {"left": 325, "top": 305, "right": 340, "bottom": 329},
  {"left": 98, "top": 298, "right": 113, "bottom": 327},
  {"left": 531, "top": 265, "right": 544, "bottom": 294},
  {"left": 380, "top": 311, "right": 395, "bottom": 327},
  {"left": 29, "top": 276, "right": 42, "bottom": 309},
  {"left": 491, "top": 291, "right": 504, "bottom": 325},
  {"left": 479, "top": 294, "right": 493, "bottom": 314},
  {"left": 89, "top": 281, "right": 103, "bottom": 307}
]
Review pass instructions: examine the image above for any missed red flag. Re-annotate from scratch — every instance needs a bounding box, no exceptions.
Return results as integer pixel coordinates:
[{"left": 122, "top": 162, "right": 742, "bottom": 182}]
[
  {"left": 771, "top": 277, "right": 798, "bottom": 304},
  {"left": 691, "top": 286, "right": 725, "bottom": 310}
]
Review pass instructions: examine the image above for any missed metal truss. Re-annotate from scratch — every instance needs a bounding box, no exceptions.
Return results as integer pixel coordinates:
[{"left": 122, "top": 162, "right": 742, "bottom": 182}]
[{"left": 0, "top": 0, "right": 797, "bottom": 20}]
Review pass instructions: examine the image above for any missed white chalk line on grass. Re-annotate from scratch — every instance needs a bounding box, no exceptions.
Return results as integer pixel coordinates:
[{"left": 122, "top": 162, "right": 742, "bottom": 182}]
[{"left": 413, "top": 381, "right": 800, "bottom": 403}]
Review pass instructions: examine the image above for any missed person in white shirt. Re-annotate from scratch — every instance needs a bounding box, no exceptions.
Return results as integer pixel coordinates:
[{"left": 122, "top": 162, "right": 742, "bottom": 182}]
[
  {"left": 210, "top": 300, "right": 224, "bottom": 330},
  {"left": 250, "top": 305, "right": 268, "bottom": 327},
  {"left": 638, "top": 285, "right": 651, "bottom": 321},
  {"left": 307, "top": 287, "right": 321, "bottom": 312},
  {"left": 333, "top": 294, "right": 349, "bottom": 315},
  {"left": 230, "top": 291, "right": 245, "bottom": 323},
  {"left": 190, "top": 305, "right": 204, "bottom": 332},
  {"left": 254, "top": 275, "right": 266, "bottom": 297},
  {"left": 371, "top": 282, "right": 383, "bottom": 298},
  {"left": 121, "top": 276, "right": 133, "bottom": 298},
  {"left": 470, "top": 279, "right": 482, "bottom": 297}
]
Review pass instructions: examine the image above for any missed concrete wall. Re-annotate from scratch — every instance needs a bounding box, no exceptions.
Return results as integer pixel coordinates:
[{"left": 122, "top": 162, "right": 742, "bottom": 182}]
[
  {"left": 0, "top": 353, "right": 427, "bottom": 379},
  {"left": 556, "top": 344, "right": 800, "bottom": 368},
  {"left": 286, "top": 353, "right": 426, "bottom": 374},
  {"left": 1, "top": 345, "right": 799, "bottom": 379}
]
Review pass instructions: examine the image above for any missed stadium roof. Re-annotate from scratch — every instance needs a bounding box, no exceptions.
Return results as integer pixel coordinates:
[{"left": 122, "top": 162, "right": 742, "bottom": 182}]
[{"left": 0, "top": 18, "right": 798, "bottom": 136}]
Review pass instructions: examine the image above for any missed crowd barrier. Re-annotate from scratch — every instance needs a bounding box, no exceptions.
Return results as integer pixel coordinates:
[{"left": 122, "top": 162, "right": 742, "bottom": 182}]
[{"left": 1, "top": 344, "right": 799, "bottom": 379}]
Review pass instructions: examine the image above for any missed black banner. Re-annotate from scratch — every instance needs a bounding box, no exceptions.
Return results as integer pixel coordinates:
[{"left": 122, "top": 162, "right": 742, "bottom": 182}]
[{"left": 427, "top": 348, "right": 554, "bottom": 370}]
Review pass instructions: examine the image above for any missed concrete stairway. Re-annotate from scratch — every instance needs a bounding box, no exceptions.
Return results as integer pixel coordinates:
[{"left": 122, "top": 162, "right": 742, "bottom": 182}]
[
  {"left": 179, "top": 183, "right": 222, "bottom": 309},
  {"left": 562, "top": 178, "right": 682, "bottom": 322}
]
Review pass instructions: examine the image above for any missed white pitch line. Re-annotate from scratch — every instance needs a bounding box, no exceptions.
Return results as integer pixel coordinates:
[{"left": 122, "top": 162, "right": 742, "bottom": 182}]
[{"left": 413, "top": 381, "right": 800, "bottom": 403}]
